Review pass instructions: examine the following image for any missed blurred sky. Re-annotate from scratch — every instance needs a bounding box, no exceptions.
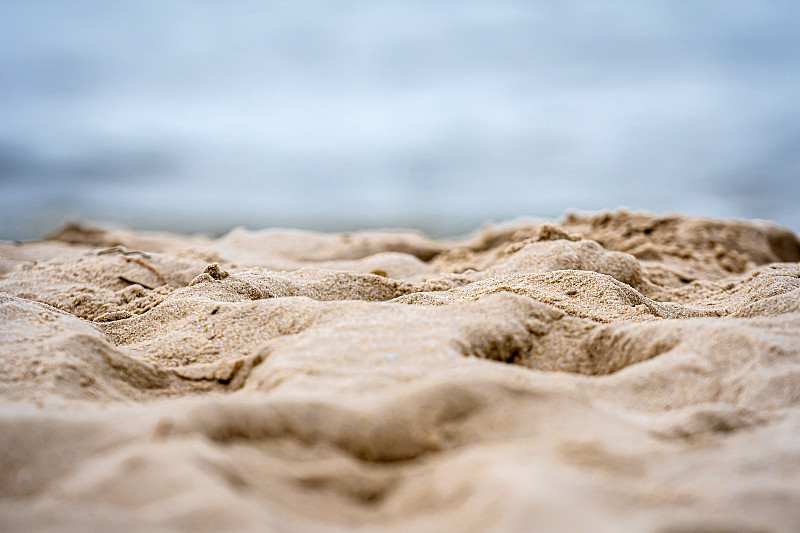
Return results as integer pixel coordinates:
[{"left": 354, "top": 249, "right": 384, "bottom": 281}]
[{"left": 2, "top": 0, "right": 800, "bottom": 239}]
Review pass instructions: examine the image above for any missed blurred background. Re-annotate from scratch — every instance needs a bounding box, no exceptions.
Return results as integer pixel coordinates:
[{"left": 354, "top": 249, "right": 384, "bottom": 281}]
[{"left": 2, "top": 0, "right": 799, "bottom": 240}]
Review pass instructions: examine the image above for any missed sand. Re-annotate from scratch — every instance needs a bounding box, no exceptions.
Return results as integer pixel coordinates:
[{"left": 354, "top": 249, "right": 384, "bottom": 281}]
[{"left": 1, "top": 209, "right": 800, "bottom": 532}]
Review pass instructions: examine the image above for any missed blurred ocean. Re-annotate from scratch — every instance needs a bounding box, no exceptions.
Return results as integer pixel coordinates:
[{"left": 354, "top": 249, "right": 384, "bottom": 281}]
[{"left": 2, "top": 1, "right": 799, "bottom": 239}]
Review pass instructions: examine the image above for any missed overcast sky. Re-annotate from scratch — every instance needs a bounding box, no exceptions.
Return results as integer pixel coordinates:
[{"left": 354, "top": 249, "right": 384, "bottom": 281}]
[{"left": 2, "top": 0, "right": 799, "bottom": 239}]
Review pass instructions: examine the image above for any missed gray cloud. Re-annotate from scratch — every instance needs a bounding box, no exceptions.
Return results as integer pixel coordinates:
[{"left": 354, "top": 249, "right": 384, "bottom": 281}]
[{"left": 1, "top": 0, "right": 799, "bottom": 239}]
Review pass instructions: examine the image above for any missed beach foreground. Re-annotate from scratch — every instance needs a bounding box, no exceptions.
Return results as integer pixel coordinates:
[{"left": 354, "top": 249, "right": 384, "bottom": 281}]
[{"left": 2, "top": 210, "right": 800, "bottom": 532}]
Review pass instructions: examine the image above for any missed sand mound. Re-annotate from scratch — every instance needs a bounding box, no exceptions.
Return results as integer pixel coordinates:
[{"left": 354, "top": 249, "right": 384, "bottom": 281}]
[{"left": 2, "top": 210, "right": 800, "bottom": 532}]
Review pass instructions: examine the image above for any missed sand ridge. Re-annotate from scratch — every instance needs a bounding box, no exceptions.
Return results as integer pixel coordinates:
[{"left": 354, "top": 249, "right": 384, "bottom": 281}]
[{"left": 1, "top": 210, "right": 800, "bottom": 532}]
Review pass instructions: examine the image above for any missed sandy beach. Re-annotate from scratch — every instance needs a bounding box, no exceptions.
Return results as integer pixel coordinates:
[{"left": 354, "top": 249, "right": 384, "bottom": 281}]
[{"left": 2, "top": 209, "right": 800, "bottom": 532}]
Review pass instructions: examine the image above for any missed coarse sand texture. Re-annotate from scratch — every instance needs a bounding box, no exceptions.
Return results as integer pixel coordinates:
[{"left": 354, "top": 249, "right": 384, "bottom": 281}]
[{"left": 2, "top": 210, "right": 800, "bottom": 532}]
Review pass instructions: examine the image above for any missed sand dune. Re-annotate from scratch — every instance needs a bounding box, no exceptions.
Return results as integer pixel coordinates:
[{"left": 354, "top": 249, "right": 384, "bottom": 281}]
[{"left": 2, "top": 210, "right": 800, "bottom": 532}]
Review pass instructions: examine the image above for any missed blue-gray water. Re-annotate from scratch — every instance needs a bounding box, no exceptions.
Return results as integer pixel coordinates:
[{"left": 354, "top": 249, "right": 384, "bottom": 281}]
[{"left": 2, "top": 1, "right": 800, "bottom": 239}]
